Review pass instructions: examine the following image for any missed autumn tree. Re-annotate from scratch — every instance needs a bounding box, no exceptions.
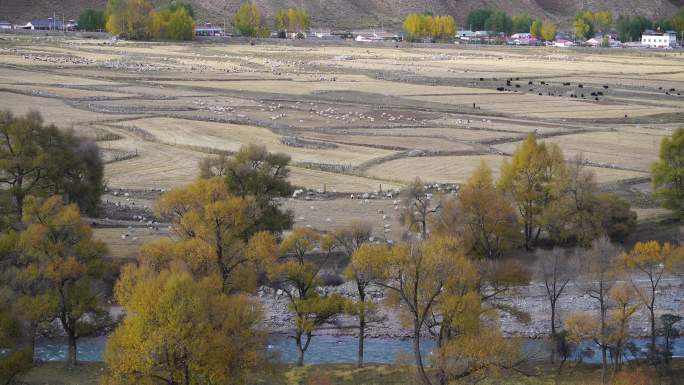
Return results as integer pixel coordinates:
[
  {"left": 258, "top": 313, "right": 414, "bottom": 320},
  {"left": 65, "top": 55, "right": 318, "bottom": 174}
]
[
  {"left": 200, "top": 144, "right": 294, "bottom": 234},
  {"left": 574, "top": 10, "right": 595, "bottom": 39},
  {"left": 652, "top": 128, "right": 684, "bottom": 220},
  {"left": 370, "top": 236, "right": 464, "bottom": 385},
  {"left": 431, "top": 15, "right": 456, "bottom": 42},
  {"left": 673, "top": 7, "right": 684, "bottom": 41},
  {"left": 269, "top": 228, "right": 347, "bottom": 366},
  {"left": 540, "top": 21, "right": 557, "bottom": 41},
  {"left": 17, "top": 196, "right": 108, "bottom": 368},
  {"left": 105, "top": 0, "right": 155, "bottom": 40},
  {"left": 499, "top": 133, "right": 567, "bottom": 250},
  {"left": 593, "top": 11, "right": 614, "bottom": 33},
  {"left": 345, "top": 241, "right": 386, "bottom": 368},
  {"left": 103, "top": 266, "right": 264, "bottom": 385},
  {"left": 0, "top": 110, "right": 104, "bottom": 223},
  {"left": 403, "top": 13, "right": 434, "bottom": 41},
  {"left": 537, "top": 248, "right": 576, "bottom": 363},
  {"left": 579, "top": 237, "right": 622, "bottom": 384},
  {"left": 400, "top": 178, "right": 440, "bottom": 240},
  {"left": 232, "top": 2, "right": 269, "bottom": 37},
  {"left": 151, "top": 4, "right": 195, "bottom": 41},
  {"left": 620, "top": 241, "right": 676, "bottom": 362},
  {"left": 152, "top": 177, "right": 278, "bottom": 293},
  {"left": 458, "top": 160, "right": 520, "bottom": 258}
]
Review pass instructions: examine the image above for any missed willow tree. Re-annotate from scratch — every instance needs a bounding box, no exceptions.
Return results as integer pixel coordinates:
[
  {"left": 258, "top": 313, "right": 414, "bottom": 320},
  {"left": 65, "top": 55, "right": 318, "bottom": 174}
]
[
  {"left": 151, "top": 177, "right": 278, "bottom": 293},
  {"left": 269, "top": 228, "right": 347, "bottom": 366},
  {"left": 103, "top": 267, "right": 264, "bottom": 385},
  {"left": 499, "top": 133, "right": 567, "bottom": 250},
  {"left": 652, "top": 128, "right": 684, "bottom": 220},
  {"left": 18, "top": 196, "right": 108, "bottom": 368}
]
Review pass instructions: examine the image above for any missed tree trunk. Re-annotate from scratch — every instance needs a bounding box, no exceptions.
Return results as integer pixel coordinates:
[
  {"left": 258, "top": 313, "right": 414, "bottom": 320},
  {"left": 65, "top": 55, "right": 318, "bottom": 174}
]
[
  {"left": 296, "top": 332, "right": 305, "bottom": 367},
  {"left": 649, "top": 306, "right": 657, "bottom": 362},
  {"left": 358, "top": 308, "right": 365, "bottom": 368},
  {"left": 413, "top": 320, "right": 431, "bottom": 385},
  {"left": 550, "top": 301, "right": 556, "bottom": 364},
  {"left": 66, "top": 332, "right": 77, "bottom": 368}
]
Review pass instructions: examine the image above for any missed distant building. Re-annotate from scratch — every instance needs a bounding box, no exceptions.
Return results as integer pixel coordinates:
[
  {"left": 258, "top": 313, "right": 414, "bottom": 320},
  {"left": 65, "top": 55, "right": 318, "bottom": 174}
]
[
  {"left": 311, "top": 29, "right": 334, "bottom": 39},
  {"left": 511, "top": 33, "right": 531, "bottom": 39},
  {"left": 20, "top": 18, "right": 75, "bottom": 31},
  {"left": 641, "top": 30, "right": 677, "bottom": 48},
  {"left": 553, "top": 39, "right": 576, "bottom": 48},
  {"left": 0, "top": 21, "right": 13, "bottom": 30},
  {"left": 354, "top": 31, "right": 398, "bottom": 42},
  {"left": 195, "top": 24, "right": 223, "bottom": 37}
]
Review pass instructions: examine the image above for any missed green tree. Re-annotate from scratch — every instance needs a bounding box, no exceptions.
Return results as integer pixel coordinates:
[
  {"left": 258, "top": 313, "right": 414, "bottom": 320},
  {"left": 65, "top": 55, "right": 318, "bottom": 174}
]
[
  {"left": 654, "top": 17, "right": 673, "bottom": 32},
  {"left": 168, "top": 0, "right": 194, "bottom": 18},
  {"left": 200, "top": 144, "right": 294, "bottom": 234},
  {"left": 574, "top": 10, "right": 595, "bottom": 39},
  {"left": 274, "top": 10, "right": 287, "bottom": 32},
  {"left": 102, "top": 267, "right": 264, "bottom": 385},
  {"left": 593, "top": 11, "right": 613, "bottom": 33},
  {"left": 484, "top": 10, "right": 512, "bottom": 34},
  {"left": 652, "top": 128, "right": 684, "bottom": 220},
  {"left": 540, "top": 21, "right": 557, "bottom": 41},
  {"left": 151, "top": 5, "right": 195, "bottom": 41},
  {"left": 18, "top": 196, "right": 109, "bottom": 368},
  {"left": 499, "top": 133, "right": 567, "bottom": 250},
  {"left": 0, "top": 304, "right": 32, "bottom": 385},
  {"left": 232, "top": 2, "right": 269, "bottom": 37},
  {"left": 616, "top": 15, "right": 652, "bottom": 42},
  {"left": 269, "top": 228, "right": 347, "bottom": 366},
  {"left": 530, "top": 19, "right": 542, "bottom": 38},
  {"left": 511, "top": 14, "right": 534, "bottom": 33},
  {"left": 671, "top": 7, "right": 684, "bottom": 41},
  {"left": 77, "top": 9, "right": 106, "bottom": 31},
  {"left": 466, "top": 9, "right": 493, "bottom": 31},
  {"left": 0, "top": 110, "right": 104, "bottom": 223}
]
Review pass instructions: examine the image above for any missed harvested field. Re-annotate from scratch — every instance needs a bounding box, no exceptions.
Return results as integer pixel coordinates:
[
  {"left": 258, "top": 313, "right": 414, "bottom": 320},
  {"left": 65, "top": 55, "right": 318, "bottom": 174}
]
[
  {"left": 0, "top": 34, "right": 679, "bottom": 200},
  {"left": 93, "top": 227, "right": 171, "bottom": 259},
  {"left": 495, "top": 130, "right": 664, "bottom": 172}
]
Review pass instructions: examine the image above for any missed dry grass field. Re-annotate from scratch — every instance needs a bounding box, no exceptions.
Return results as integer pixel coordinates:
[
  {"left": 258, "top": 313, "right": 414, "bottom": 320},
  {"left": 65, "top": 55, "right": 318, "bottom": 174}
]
[{"left": 0, "top": 35, "right": 681, "bottom": 250}]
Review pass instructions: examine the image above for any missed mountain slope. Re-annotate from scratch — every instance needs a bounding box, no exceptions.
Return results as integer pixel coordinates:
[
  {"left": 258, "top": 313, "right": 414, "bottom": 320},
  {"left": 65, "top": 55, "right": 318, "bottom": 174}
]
[{"left": 0, "top": 0, "right": 680, "bottom": 29}]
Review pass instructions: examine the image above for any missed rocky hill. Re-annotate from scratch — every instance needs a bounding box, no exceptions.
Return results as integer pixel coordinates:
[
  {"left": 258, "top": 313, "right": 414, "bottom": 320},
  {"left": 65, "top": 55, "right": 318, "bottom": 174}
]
[{"left": 1, "top": 0, "right": 682, "bottom": 30}]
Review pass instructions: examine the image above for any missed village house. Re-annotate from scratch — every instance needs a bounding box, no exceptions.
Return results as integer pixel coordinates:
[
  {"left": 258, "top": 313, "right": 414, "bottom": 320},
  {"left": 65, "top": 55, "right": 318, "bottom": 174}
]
[
  {"left": 194, "top": 23, "right": 223, "bottom": 37},
  {"left": 354, "top": 30, "right": 399, "bottom": 42},
  {"left": 0, "top": 21, "right": 13, "bottom": 30},
  {"left": 641, "top": 30, "right": 678, "bottom": 48},
  {"left": 19, "top": 18, "right": 76, "bottom": 31}
]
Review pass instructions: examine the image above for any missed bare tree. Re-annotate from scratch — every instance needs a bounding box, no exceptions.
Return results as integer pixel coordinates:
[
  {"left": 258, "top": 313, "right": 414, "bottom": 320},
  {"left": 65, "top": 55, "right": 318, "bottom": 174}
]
[
  {"left": 400, "top": 178, "right": 440, "bottom": 240},
  {"left": 579, "top": 236, "right": 621, "bottom": 384},
  {"left": 537, "top": 248, "right": 577, "bottom": 363}
]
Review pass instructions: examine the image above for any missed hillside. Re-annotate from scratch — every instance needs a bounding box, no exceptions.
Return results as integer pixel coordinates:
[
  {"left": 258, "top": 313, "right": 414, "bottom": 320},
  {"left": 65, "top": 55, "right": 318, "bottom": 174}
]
[{"left": 1, "top": 0, "right": 682, "bottom": 30}]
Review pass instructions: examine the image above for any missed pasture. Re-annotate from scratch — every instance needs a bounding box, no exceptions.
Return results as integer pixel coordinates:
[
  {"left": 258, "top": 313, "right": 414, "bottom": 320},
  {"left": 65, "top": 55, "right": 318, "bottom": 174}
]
[{"left": 0, "top": 35, "right": 681, "bottom": 253}]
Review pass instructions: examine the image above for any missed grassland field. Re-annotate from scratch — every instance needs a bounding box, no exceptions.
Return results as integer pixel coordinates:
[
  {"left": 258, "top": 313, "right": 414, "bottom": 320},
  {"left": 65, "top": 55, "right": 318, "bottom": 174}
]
[{"left": 0, "top": 35, "right": 683, "bottom": 253}]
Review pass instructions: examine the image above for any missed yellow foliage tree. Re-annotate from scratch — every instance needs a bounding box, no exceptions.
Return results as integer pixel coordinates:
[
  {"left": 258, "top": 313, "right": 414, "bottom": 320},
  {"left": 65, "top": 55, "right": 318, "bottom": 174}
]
[
  {"left": 18, "top": 196, "right": 108, "bottom": 368},
  {"left": 540, "top": 21, "right": 557, "bottom": 41},
  {"left": 403, "top": 13, "right": 433, "bottom": 41},
  {"left": 102, "top": 266, "right": 264, "bottom": 385},
  {"left": 232, "top": 2, "right": 269, "bottom": 37},
  {"left": 499, "top": 133, "right": 567, "bottom": 250},
  {"left": 620, "top": 241, "right": 676, "bottom": 360},
  {"left": 150, "top": 177, "right": 278, "bottom": 293},
  {"left": 269, "top": 228, "right": 347, "bottom": 366},
  {"left": 431, "top": 15, "right": 456, "bottom": 42},
  {"left": 105, "top": 0, "right": 154, "bottom": 40},
  {"left": 151, "top": 5, "right": 195, "bottom": 40},
  {"left": 458, "top": 160, "right": 520, "bottom": 258}
]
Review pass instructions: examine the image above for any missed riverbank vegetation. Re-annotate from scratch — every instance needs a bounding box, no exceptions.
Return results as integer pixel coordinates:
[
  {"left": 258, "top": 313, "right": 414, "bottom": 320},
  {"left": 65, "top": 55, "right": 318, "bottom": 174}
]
[{"left": 1, "top": 103, "right": 683, "bottom": 385}]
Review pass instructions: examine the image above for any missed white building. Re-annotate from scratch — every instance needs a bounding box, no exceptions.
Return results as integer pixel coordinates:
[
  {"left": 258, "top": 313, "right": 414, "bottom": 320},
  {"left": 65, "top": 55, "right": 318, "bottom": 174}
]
[
  {"left": 0, "top": 21, "right": 13, "bottom": 30},
  {"left": 641, "top": 30, "right": 678, "bottom": 48}
]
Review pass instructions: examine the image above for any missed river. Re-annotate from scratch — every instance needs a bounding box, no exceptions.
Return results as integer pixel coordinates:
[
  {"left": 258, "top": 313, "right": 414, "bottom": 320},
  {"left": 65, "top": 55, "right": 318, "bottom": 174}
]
[{"left": 34, "top": 334, "right": 684, "bottom": 365}]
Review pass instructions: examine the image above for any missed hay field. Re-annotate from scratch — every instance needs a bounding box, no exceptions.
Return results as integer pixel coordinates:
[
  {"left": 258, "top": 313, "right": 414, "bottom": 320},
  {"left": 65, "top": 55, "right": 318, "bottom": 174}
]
[{"left": 0, "top": 35, "right": 680, "bottom": 198}]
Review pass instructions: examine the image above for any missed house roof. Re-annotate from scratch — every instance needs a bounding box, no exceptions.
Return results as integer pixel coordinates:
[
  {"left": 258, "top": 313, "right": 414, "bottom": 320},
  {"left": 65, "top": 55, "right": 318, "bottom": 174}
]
[{"left": 30, "top": 19, "right": 64, "bottom": 28}]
